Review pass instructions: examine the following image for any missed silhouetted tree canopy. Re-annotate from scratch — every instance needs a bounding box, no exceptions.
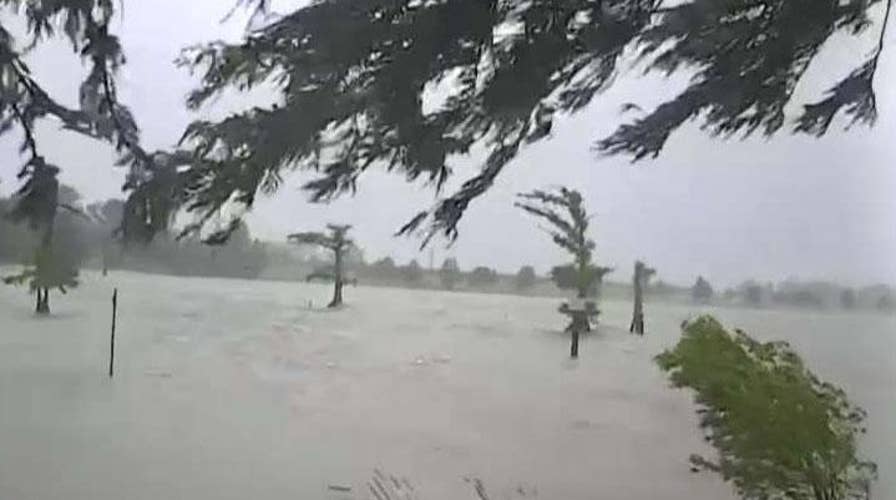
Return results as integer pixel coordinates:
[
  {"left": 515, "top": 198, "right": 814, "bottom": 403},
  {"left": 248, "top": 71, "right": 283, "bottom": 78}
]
[
  {"left": 288, "top": 224, "right": 355, "bottom": 307},
  {"left": 1, "top": 1, "right": 890, "bottom": 246},
  {"left": 517, "top": 187, "right": 609, "bottom": 299},
  {"left": 518, "top": 186, "right": 607, "bottom": 332},
  {"left": 144, "top": 0, "right": 891, "bottom": 244},
  {"left": 0, "top": 1, "right": 170, "bottom": 244},
  {"left": 2, "top": 183, "right": 90, "bottom": 314}
]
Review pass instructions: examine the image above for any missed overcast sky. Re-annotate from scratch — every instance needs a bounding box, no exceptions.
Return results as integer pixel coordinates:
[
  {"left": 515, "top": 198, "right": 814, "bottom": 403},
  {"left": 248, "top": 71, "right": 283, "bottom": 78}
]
[{"left": 1, "top": 0, "right": 894, "bottom": 288}]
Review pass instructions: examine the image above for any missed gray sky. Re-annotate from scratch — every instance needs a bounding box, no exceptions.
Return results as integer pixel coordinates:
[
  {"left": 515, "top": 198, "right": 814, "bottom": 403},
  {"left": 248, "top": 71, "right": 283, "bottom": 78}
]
[{"left": 1, "top": 0, "right": 894, "bottom": 288}]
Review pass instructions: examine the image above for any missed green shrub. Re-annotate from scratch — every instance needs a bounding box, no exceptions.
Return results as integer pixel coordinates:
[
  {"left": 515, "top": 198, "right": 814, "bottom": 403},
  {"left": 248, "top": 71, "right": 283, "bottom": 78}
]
[{"left": 657, "top": 316, "right": 876, "bottom": 500}]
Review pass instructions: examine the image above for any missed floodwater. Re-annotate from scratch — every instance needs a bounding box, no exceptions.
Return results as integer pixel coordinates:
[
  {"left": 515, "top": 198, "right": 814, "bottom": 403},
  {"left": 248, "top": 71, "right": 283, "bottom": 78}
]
[{"left": 1, "top": 271, "right": 893, "bottom": 499}]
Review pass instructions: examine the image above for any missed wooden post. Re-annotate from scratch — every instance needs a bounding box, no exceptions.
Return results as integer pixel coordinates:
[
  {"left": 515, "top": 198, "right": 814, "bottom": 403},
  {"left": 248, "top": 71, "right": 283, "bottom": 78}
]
[{"left": 109, "top": 288, "right": 117, "bottom": 378}]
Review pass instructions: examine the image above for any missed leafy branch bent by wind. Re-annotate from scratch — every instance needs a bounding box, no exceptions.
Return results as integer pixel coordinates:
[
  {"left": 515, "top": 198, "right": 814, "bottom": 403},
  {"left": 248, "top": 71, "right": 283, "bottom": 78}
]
[
  {"left": 0, "top": 0, "right": 177, "bottom": 245},
  {"left": 1, "top": 1, "right": 890, "bottom": 246},
  {"left": 162, "top": 0, "right": 889, "bottom": 245},
  {"left": 657, "top": 316, "right": 877, "bottom": 500}
]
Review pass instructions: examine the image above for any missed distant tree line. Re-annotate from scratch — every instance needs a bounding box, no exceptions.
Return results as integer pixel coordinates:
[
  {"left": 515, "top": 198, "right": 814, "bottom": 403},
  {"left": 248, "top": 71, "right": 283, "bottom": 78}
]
[
  {"left": 1, "top": 189, "right": 270, "bottom": 296},
  {"left": 359, "top": 257, "right": 541, "bottom": 294},
  {"left": 691, "top": 276, "right": 895, "bottom": 313}
]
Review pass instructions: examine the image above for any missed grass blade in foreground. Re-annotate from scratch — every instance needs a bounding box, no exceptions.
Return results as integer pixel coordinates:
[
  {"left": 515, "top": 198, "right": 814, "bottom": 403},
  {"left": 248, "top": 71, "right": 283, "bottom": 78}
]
[{"left": 657, "top": 316, "right": 877, "bottom": 500}]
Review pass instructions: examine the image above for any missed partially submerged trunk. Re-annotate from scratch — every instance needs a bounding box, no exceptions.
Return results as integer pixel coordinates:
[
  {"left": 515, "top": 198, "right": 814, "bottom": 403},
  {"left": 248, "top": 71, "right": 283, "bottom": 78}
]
[
  {"left": 328, "top": 247, "right": 344, "bottom": 308},
  {"left": 329, "top": 280, "right": 343, "bottom": 308},
  {"left": 35, "top": 288, "right": 50, "bottom": 315},
  {"left": 629, "top": 262, "right": 654, "bottom": 335},
  {"left": 630, "top": 273, "right": 645, "bottom": 335}
]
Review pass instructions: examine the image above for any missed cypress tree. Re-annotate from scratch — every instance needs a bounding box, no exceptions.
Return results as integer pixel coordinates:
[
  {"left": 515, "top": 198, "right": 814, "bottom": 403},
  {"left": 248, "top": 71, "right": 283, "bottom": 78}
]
[{"left": 288, "top": 224, "right": 355, "bottom": 308}]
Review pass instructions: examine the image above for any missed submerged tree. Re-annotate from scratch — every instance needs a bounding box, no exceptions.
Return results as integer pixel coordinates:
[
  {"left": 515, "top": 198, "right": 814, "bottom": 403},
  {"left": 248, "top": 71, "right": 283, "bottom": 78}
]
[
  {"left": 657, "top": 316, "right": 877, "bottom": 500},
  {"left": 2, "top": 164, "right": 85, "bottom": 314},
  {"left": 288, "top": 224, "right": 355, "bottom": 308},
  {"left": 125, "top": 0, "right": 892, "bottom": 246},
  {"left": 629, "top": 260, "right": 656, "bottom": 335},
  {"left": 516, "top": 187, "right": 604, "bottom": 345}
]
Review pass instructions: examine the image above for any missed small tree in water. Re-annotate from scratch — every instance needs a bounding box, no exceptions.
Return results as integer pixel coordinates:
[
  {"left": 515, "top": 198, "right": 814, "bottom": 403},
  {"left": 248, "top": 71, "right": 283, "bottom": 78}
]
[
  {"left": 657, "top": 316, "right": 876, "bottom": 500},
  {"left": 3, "top": 162, "right": 82, "bottom": 314},
  {"left": 288, "top": 224, "right": 354, "bottom": 308},
  {"left": 516, "top": 187, "right": 603, "bottom": 334},
  {"left": 629, "top": 260, "right": 656, "bottom": 335}
]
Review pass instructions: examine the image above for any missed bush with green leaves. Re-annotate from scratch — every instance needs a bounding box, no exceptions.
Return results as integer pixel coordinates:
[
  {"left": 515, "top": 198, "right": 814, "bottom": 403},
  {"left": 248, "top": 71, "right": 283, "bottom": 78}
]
[{"left": 656, "top": 316, "right": 876, "bottom": 500}]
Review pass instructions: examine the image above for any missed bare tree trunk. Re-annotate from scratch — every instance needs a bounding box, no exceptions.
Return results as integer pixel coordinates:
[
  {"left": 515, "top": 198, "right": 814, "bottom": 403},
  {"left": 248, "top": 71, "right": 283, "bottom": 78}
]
[
  {"left": 36, "top": 288, "right": 50, "bottom": 315},
  {"left": 329, "top": 281, "right": 343, "bottom": 308},
  {"left": 328, "top": 247, "right": 344, "bottom": 308},
  {"left": 630, "top": 262, "right": 647, "bottom": 335}
]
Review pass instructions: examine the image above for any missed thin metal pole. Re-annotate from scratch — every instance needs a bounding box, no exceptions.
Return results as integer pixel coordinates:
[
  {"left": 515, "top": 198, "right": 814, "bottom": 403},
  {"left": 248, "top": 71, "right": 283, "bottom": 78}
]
[{"left": 109, "top": 288, "right": 117, "bottom": 378}]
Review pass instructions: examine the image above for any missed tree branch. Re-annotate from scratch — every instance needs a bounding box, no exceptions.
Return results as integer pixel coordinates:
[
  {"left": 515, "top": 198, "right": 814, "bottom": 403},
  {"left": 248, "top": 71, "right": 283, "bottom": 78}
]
[{"left": 9, "top": 103, "right": 39, "bottom": 164}]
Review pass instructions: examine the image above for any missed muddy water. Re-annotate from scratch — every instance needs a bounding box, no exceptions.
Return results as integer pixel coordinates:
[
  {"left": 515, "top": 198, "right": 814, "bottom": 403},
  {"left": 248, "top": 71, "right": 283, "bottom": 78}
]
[{"left": 1, "top": 271, "right": 892, "bottom": 499}]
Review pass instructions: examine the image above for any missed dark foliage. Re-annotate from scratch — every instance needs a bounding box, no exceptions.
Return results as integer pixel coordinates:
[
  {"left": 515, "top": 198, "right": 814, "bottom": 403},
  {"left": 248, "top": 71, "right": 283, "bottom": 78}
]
[
  {"left": 1, "top": 0, "right": 889, "bottom": 249},
  {"left": 141, "top": 0, "right": 889, "bottom": 244},
  {"left": 2, "top": 182, "right": 89, "bottom": 314},
  {"left": 517, "top": 186, "right": 606, "bottom": 331},
  {"left": 0, "top": 0, "right": 172, "bottom": 245},
  {"left": 288, "top": 224, "right": 355, "bottom": 307},
  {"left": 516, "top": 187, "right": 595, "bottom": 297}
]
